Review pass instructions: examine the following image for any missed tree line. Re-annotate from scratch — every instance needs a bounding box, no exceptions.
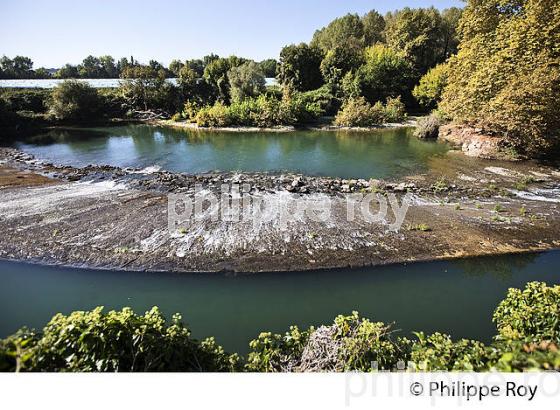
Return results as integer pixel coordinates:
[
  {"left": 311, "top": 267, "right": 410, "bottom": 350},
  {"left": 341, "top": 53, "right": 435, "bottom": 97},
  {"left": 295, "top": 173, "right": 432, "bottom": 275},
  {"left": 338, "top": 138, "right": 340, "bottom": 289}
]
[
  {"left": 0, "top": 54, "right": 277, "bottom": 80},
  {"left": 2, "top": 1, "right": 558, "bottom": 157}
]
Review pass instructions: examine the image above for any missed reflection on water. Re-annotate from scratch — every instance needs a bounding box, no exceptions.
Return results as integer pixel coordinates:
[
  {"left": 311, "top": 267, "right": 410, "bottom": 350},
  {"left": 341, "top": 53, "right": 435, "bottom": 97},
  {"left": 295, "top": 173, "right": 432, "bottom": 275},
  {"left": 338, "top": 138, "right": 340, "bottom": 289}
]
[
  {"left": 14, "top": 125, "right": 450, "bottom": 179},
  {"left": 0, "top": 251, "right": 558, "bottom": 354}
]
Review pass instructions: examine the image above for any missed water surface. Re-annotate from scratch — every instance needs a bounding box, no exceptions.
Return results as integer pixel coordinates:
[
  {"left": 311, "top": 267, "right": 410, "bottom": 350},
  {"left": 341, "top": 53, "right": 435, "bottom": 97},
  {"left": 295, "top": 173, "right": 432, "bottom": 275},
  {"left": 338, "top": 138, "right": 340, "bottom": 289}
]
[
  {"left": 15, "top": 125, "right": 449, "bottom": 179},
  {"left": 1, "top": 251, "right": 558, "bottom": 355}
]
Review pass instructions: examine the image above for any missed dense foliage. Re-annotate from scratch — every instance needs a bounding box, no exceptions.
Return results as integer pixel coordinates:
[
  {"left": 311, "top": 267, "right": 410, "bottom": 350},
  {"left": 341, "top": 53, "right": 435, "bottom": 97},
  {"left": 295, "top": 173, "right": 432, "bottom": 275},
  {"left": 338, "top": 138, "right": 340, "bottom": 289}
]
[
  {"left": 2, "top": 282, "right": 557, "bottom": 373},
  {"left": 0, "top": 307, "right": 239, "bottom": 372},
  {"left": 413, "top": 63, "right": 448, "bottom": 110},
  {"left": 440, "top": 0, "right": 560, "bottom": 157},
  {"left": 334, "top": 96, "right": 406, "bottom": 126},
  {"left": 246, "top": 282, "right": 560, "bottom": 372},
  {"left": 48, "top": 80, "right": 103, "bottom": 121},
  {"left": 194, "top": 93, "right": 323, "bottom": 127}
]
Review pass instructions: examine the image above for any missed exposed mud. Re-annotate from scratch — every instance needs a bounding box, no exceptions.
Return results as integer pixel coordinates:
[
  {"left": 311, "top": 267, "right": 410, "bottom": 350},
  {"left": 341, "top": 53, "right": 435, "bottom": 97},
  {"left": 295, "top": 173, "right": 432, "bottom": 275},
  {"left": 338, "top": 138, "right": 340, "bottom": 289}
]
[{"left": 0, "top": 147, "right": 559, "bottom": 273}]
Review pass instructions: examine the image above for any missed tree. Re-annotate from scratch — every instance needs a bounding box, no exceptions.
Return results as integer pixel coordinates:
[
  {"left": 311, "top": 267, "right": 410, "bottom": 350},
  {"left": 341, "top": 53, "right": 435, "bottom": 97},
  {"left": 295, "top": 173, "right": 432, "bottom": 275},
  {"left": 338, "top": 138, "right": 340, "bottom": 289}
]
[
  {"left": 277, "top": 43, "right": 324, "bottom": 92},
  {"left": 320, "top": 46, "right": 364, "bottom": 89},
  {"left": 441, "top": 7, "right": 463, "bottom": 60},
  {"left": 119, "top": 65, "right": 178, "bottom": 112},
  {"left": 362, "top": 10, "right": 386, "bottom": 45},
  {"left": 384, "top": 7, "right": 447, "bottom": 75},
  {"left": 116, "top": 57, "right": 131, "bottom": 75},
  {"left": 33, "top": 67, "right": 52, "bottom": 79},
  {"left": 185, "top": 59, "right": 205, "bottom": 77},
  {"left": 203, "top": 56, "right": 247, "bottom": 103},
  {"left": 169, "top": 59, "right": 184, "bottom": 76},
  {"left": 99, "top": 55, "right": 118, "bottom": 78},
  {"left": 228, "top": 61, "right": 266, "bottom": 102},
  {"left": 344, "top": 45, "right": 414, "bottom": 104},
  {"left": 258, "top": 59, "right": 278, "bottom": 77},
  {"left": 413, "top": 63, "right": 449, "bottom": 109},
  {"left": 311, "top": 13, "right": 365, "bottom": 51},
  {"left": 440, "top": 0, "right": 560, "bottom": 157},
  {"left": 78, "top": 55, "right": 103, "bottom": 78},
  {"left": 0, "top": 56, "right": 34, "bottom": 79},
  {"left": 48, "top": 80, "right": 102, "bottom": 121},
  {"left": 54, "top": 64, "right": 79, "bottom": 79}
]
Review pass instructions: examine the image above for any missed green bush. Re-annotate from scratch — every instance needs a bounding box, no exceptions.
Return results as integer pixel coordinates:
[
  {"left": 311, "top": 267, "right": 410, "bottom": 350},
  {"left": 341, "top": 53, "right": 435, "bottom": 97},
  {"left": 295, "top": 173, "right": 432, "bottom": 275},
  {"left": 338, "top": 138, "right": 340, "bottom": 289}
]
[
  {"left": 299, "top": 84, "right": 340, "bottom": 116},
  {"left": 246, "top": 312, "right": 406, "bottom": 372},
  {"left": 194, "top": 94, "right": 323, "bottom": 128},
  {"left": 182, "top": 100, "right": 202, "bottom": 122},
  {"left": 0, "top": 88, "right": 51, "bottom": 113},
  {"left": 47, "top": 80, "right": 102, "bottom": 121},
  {"left": 334, "top": 97, "right": 384, "bottom": 126},
  {"left": 493, "top": 282, "right": 560, "bottom": 343},
  {"left": 383, "top": 96, "right": 407, "bottom": 122},
  {"left": 334, "top": 96, "right": 406, "bottom": 126},
  {"left": 0, "top": 307, "right": 239, "bottom": 372},
  {"left": 409, "top": 332, "right": 486, "bottom": 371}
]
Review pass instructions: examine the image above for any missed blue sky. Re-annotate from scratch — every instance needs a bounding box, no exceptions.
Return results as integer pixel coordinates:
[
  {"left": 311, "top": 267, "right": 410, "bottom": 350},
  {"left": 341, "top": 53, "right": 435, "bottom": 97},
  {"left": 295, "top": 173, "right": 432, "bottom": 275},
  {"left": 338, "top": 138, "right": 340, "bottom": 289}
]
[{"left": 1, "top": 0, "right": 463, "bottom": 68}]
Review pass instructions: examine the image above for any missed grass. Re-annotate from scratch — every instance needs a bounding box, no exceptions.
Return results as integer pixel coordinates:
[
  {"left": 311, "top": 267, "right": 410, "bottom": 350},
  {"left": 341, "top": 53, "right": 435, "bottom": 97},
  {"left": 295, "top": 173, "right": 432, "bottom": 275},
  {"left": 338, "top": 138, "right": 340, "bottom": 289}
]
[
  {"left": 493, "top": 204, "right": 505, "bottom": 213},
  {"left": 491, "top": 215, "right": 510, "bottom": 223},
  {"left": 407, "top": 223, "right": 432, "bottom": 232},
  {"left": 178, "top": 227, "right": 188, "bottom": 235},
  {"left": 432, "top": 177, "right": 448, "bottom": 193},
  {"left": 454, "top": 203, "right": 462, "bottom": 211},
  {"left": 514, "top": 176, "right": 536, "bottom": 191},
  {"left": 519, "top": 206, "right": 526, "bottom": 217}
]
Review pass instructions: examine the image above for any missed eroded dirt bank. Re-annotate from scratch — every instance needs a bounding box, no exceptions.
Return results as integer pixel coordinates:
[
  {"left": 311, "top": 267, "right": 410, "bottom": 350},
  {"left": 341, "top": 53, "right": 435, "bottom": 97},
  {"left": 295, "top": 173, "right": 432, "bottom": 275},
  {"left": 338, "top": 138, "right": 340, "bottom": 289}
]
[{"left": 0, "top": 147, "right": 559, "bottom": 273}]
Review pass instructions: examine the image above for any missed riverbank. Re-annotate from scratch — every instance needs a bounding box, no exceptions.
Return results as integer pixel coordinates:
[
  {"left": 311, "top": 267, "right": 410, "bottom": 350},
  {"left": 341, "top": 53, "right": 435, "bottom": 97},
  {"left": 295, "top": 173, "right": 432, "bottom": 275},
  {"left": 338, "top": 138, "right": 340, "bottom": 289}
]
[
  {"left": 1, "top": 147, "right": 559, "bottom": 273},
  {"left": 153, "top": 116, "right": 420, "bottom": 133}
]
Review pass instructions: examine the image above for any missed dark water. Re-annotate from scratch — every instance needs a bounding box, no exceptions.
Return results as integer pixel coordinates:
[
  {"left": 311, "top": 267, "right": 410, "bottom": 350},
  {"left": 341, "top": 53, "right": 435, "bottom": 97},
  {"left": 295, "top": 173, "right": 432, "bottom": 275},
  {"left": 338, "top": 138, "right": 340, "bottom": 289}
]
[
  {"left": 1, "top": 251, "right": 559, "bottom": 355},
  {"left": 15, "top": 125, "right": 449, "bottom": 179}
]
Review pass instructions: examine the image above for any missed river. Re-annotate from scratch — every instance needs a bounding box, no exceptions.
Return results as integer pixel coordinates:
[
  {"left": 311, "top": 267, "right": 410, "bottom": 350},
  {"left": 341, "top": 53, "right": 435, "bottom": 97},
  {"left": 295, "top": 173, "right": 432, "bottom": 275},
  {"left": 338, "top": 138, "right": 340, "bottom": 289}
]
[
  {"left": 1, "top": 251, "right": 558, "bottom": 355},
  {"left": 15, "top": 125, "right": 449, "bottom": 179}
]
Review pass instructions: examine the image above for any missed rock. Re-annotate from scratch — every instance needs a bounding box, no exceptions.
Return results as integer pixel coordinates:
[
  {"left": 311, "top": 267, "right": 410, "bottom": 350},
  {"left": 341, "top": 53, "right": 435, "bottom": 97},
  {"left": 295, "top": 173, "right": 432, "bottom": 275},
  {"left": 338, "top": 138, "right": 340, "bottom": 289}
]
[{"left": 438, "top": 124, "right": 508, "bottom": 160}]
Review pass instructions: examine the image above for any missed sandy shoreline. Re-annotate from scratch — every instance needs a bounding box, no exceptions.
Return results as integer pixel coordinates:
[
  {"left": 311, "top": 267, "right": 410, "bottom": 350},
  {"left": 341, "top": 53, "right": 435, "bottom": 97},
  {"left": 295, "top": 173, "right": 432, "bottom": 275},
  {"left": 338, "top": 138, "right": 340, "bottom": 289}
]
[{"left": 152, "top": 117, "right": 420, "bottom": 133}]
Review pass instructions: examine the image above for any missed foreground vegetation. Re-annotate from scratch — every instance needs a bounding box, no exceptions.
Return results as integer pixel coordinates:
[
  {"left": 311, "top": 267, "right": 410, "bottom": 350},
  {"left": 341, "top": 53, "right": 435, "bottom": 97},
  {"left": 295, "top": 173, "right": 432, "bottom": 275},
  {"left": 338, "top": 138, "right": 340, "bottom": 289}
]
[{"left": 1, "top": 281, "right": 559, "bottom": 372}]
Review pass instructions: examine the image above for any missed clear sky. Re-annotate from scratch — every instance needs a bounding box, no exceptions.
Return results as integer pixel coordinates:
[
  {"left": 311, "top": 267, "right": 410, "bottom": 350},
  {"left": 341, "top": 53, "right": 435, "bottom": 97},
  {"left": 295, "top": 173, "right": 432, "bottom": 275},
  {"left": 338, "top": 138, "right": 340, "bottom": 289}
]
[{"left": 1, "top": 0, "right": 464, "bottom": 68}]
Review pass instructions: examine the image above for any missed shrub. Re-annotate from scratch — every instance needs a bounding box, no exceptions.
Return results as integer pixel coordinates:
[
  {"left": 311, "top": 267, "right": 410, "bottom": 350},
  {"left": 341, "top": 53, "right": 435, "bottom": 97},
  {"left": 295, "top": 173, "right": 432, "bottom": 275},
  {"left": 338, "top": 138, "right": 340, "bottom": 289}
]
[
  {"left": 195, "top": 102, "right": 233, "bottom": 127},
  {"left": 182, "top": 100, "right": 201, "bottom": 122},
  {"left": 334, "top": 96, "right": 406, "bottom": 126},
  {"left": 0, "top": 307, "right": 239, "bottom": 372},
  {"left": 48, "top": 80, "right": 102, "bottom": 121},
  {"left": 299, "top": 84, "right": 340, "bottom": 116},
  {"left": 334, "top": 97, "right": 384, "bottom": 126},
  {"left": 414, "top": 113, "right": 441, "bottom": 139},
  {"left": 194, "top": 94, "right": 323, "bottom": 128},
  {"left": 409, "top": 332, "right": 487, "bottom": 371},
  {"left": 383, "top": 96, "right": 406, "bottom": 122},
  {"left": 0, "top": 88, "right": 51, "bottom": 113},
  {"left": 246, "top": 312, "right": 407, "bottom": 372},
  {"left": 493, "top": 282, "right": 560, "bottom": 343}
]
